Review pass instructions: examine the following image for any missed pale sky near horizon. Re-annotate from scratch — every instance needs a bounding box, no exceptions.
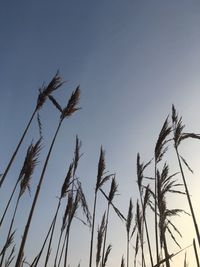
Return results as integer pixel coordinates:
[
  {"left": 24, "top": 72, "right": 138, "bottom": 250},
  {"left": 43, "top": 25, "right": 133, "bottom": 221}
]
[{"left": 1, "top": 1, "right": 200, "bottom": 266}]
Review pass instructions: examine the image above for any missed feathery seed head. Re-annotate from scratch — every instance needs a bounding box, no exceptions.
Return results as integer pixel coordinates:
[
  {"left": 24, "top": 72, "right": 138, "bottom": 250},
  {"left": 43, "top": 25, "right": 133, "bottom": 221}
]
[
  {"left": 96, "top": 146, "right": 107, "bottom": 191},
  {"left": 77, "top": 180, "right": 92, "bottom": 227},
  {"left": 37, "top": 71, "right": 64, "bottom": 109},
  {"left": 60, "top": 163, "right": 73, "bottom": 199},
  {"left": 108, "top": 176, "right": 118, "bottom": 203},
  {"left": 126, "top": 198, "right": 133, "bottom": 234},
  {"left": 155, "top": 117, "right": 171, "bottom": 163},
  {"left": 73, "top": 135, "right": 82, "bottom": 177},
  {"left": 60, "top": 86, "right": 81, "bottom": 121},
  {"left": 19, "top": 138, "right": 42, "bottom": 197}
]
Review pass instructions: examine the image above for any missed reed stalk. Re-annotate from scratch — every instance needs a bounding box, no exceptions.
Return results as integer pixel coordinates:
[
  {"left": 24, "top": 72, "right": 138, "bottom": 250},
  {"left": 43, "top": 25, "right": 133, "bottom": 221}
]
[
  {"left": 101, "top": 176, "right": 117, "bottom": 266},
  {"left": 154, "top": 117, "right": 171, "bottom": 266},
  {"left": 15, "top": 87, "right": 80, "bottom": 267},
  {"left": 89, "top": 147, "right": 111, "bottom": 267},
  {"left": 126, "top": 199, "right": 133, "bottom": 267},
  {"left": 172, "top": 105, "right": 200, "bottom": 248},
  {"left": 193, "top": 239, "right": 200, "bottom": 267},
  {"left": 0, "top": 72, "right": 63, "bottom": 188}
]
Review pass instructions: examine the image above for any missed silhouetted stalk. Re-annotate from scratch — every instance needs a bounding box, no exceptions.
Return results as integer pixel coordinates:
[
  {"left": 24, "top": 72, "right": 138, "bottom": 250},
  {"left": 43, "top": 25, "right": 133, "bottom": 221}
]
[
  {"left": 89, "top": 192, "right": 98, "bottom": 267},
  {"left": 101, "top": 177, "right": 117, "bottom": 266},
  {"left": 44, "top": 158, "right": 74, "bottom": 267},
  {"left": 139, "top": 193, "right": 153, "bottom": 267},
  {"left": 140, "top": 235, "right": 146, "bottom": 267},
  {"left": 64, "top": 227, "right": 70, "bottom": 267},
  {"left": 0, "top": 108, "right": 37, "bottom": 188},
  {"left": 163, "top": 235, "right": 170, "bottom": 267},
  {"left": 59, "top": 188, "right": 80, "bottom": 267},
  {"left": 101, "top": 203, "right": 110, "bottom": 266},
  {"left": 15, "top": 86, "right": 80, "bottom": 267},
  {"left": 0, "top": 180, "right": 19, "bottom": 228},
  {"left": 175, "top": 147, "right": 200, "bottom": 248},
  {"left": 55, "top": 193, "right": 73, "bottom": 267},
  {"left": 15, "top": 120, "right": 62, "bottom": 267},
  {"left": 54, "top": 228, "right": 63, "bottom": 267},
  {"left": 154, "top": 117, "right": 171, "bottom": 266},
  {"left": 58, "top": 200, "right": 73, "bottom": 267},
  {"left": 57, "top": 221, "right": 70, "bottom": 267},
  {"left": 136, "top": 201, "right": 146, "bottom": 267},
  {"left": 44, "top": 199, "right": 61, "bottom": 267},
  {"left": 1, "top": 138, "right": 42, "bottom": 230},
  {"left": 126, "top": 199, "right": 133, "bottom": 267},
  {"left": 57, "top": 231, "right": 67, "bottom": 267},
  {"left": 89, "top": 147, "right": 111, "bottom": 267},
  {"left": 154, "top": 163, "right": 159, "bottom": 265},
  {"left": 96, "top": 213, "right": 106, "bottom": 267},
  {"left": 138, "top": 191, "right": 153, "bottom": 267},
  {"left": 172, "top": 105, "right": 200, "bottom": 248},
  {"left": 1, "top": 139, "right": 41, "bottom": 266},
  {"left": 0, "top": 72, "right": 63, "bottom": 188},
  {"left": 136, "top": 197, "right": 146, "bottom": 267},
  {"left": 127, "top": 235, "right": 129, "bottom": 267},
  {"left": 30, "top": 216, "right": 56, "bottom": 267},
  {"left": 193, "top": 239, "right": 200, "bottom": 267},
  {"left": 0, "top": 196, "right": 20, "bottom": 267}
]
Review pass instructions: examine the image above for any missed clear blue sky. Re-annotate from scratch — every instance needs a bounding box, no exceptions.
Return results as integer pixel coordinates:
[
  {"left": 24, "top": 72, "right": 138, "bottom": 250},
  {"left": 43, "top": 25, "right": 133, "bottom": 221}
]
[{"left": 1, "top": 0, "right": 200, "bottom": 266}]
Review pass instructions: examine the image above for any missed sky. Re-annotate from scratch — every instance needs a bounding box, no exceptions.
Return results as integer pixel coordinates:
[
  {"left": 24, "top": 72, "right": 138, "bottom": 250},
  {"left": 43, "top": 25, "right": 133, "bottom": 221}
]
[{"left": 1, "top": 0, "right": 200, "bottom": 266}]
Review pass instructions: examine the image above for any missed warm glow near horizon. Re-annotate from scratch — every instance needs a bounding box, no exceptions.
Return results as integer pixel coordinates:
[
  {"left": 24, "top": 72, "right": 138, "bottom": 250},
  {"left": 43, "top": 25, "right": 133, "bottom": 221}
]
[{"left": 0, "top": 1, "right": 200, "bottom": 266}]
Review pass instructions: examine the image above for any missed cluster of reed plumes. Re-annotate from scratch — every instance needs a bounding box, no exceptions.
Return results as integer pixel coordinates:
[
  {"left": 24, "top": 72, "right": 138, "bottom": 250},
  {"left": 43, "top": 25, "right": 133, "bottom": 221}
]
[{"left": 0, "top": 72, "right": 200, "bottom": 267}]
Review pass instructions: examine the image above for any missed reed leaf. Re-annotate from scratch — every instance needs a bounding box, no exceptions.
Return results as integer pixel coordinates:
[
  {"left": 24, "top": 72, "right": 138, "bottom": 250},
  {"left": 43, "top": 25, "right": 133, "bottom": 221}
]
[
  {"left": 180, "top": 155, "right": 193, "bottom": 174},
  {"left": 48, "top": 95, "right": 63, "bottom": 113},
  {"left": 0, "top": 230, "right": 15, "bottom": 256},
  {"left": 76, "top": 180, "right": 92, "bottom": 227},
  {"left": 120, "top": 256, "right": 125, "bottom": 267},
  {"left": 4, "top": 245, "right": 15, "bottom": 267},
  {"left": 36, "top": 71, "right": 64, "bottom": 109},
  {"left": 102, "top": 244, "right": 112, "bottom": 267}
]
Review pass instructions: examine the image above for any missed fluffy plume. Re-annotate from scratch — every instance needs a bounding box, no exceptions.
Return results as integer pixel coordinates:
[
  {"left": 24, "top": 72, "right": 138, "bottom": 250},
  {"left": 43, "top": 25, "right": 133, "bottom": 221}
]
[
  {"left": 137, "top": 153, "right": 152, "bottom": 191},
  {"left": 108, "top": 176, "right": 118, "bottom": 203},
  {"left": 154, "top": 117, "right": 171, "bottom": 163},
  {"left": 37, "top": 71, "right": 64, "bottom": 109},
  {"left": 19, "top": 138, "right": 42, "bottom": 197},
  {"left": 126, "top": 199, "right": 133, "bottom": 235},
  {"left": 95, "top": 147, "right": 112, "bottom": 192},
  {"left": 60, "top": 86, "right": 81, "bottom": 120},
  {"left": 73, "top": 135, "right": 82, "bottom": 177},
  {"left": 60, "top": 163, "right": 73, "bottom": 199}
]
